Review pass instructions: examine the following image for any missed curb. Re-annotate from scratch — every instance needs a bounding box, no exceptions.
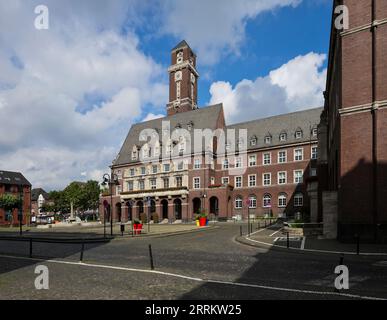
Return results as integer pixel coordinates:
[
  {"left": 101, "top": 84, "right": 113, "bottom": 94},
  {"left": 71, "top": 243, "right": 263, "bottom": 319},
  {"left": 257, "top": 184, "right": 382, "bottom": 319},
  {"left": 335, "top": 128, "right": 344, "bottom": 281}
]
[
  {"left": 235, "top": 235, "right": 387, "bottom": 257},
  {"left": 111, "top": 225, "right": 218, "bottom": 241}
]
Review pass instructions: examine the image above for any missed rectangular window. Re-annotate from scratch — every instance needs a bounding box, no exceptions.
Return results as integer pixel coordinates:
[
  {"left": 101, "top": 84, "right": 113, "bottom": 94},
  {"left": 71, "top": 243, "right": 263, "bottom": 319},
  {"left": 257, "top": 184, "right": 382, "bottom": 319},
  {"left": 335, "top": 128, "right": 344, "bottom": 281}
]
[
  {"left": 127, "top": 181, "right": 134, "bottom": 191},
  {"left": 278, "top": 151, "right": 287, "bottom": 163},
  {"left": 294, "top": 148, "right": 303, "bottom": 161},
  {"left": 141, "top": 167, "right": 146, "bottom": 175},
  {"left": 193, "top": 177, "right": 200, "bottom": 189},
  {"left": 163, "top": 178, "right": 170, "bottom": 189},
  {"left": 263, "top": 173, "right": 271, "bottom": 186},
  {"left": 249, "top": 155, "right": 256, "bottom": 167},
  {"left": 263, "top": 153, "right": 271, "bottom": 165},
  {"left": 223, "top": 159, "right": 229, "bottom": 169},
  {"left": 176, "top": 176, "right": 183, "bottom": 188},
  {"left": 294, "top": 170, "right": 303, "bottom": 184},
  {"left": 278, "top": 196, "right": 287, "bottom": 208},
  {"left": 177, "top": 162, "right": 184, "bottom": 170},
  {"left": 210, "top": 177, "right": 215, "bottom": 185},
  {"left": 194, "top": 159, "right": 201, "bottom": 169},
  {"left": 130, "top": 168, "right": 135, "bottom": 176},
  {"left": 176, "top": 81, "right": 181, "bottom": 99},
  {"left": 311, "top": 146, "right": 318, "bottom": 160},
  {"left": 163, "top": 164, "right": 170, "bottom": 172},
  {"left": 116, "top": 185, "right": 121, "bottom": 195},
  {"left": 235, "top": 157, "right": 242, "bottom": 168},
  {"left": 150, "top": 179, "right": 157, "bottom": 190},
  {"left": 249, "top": 196, "right": 257, "bottom": 209},
  {"left": 152, "top": 165, "right": 158, "bottom": 174},
  {"left": 278, "top": 171, "right": 287, "bottom": 185},
  {"left": 310, "top": 167, "right": 317, "bottom": 177},
  {"left": 235, "top": 176, "right": 242, "bottom": 188},
  {"left": 139, "top": 180, "right": 145, "bottom": 190},
  {"left": 248, "top": 175, "right": 256, "bottom": 187},
  {"left": 294, "top": 194, "right": 304, "bottom": 207},
  {"left": 235, "top": 198, "right": 243, "bottom": 209},
  {"left": 222, "top": 177, "right": 229, "bottom": 185}
]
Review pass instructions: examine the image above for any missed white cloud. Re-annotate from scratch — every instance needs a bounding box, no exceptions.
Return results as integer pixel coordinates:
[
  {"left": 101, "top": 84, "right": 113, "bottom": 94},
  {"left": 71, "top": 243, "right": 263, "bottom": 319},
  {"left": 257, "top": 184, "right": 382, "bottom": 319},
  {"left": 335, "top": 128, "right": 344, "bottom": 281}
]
[
  {"left": 160, "top": 0, "right": 302, "bottom": 64},
  {"left": 0, "top": 1, "right": 168, "bottom": 190},
  {"left": 209, "top": 53, "right": 326, "bottom": 124},
  {"left": 142, "top": 113, "right": 165, "bottom": 122}
]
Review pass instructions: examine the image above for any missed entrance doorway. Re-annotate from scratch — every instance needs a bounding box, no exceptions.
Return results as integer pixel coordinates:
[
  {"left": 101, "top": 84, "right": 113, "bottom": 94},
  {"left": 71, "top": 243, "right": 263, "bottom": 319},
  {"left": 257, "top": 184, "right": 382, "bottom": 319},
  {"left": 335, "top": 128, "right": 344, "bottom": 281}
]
[{"left": 174, "top": 199, "right": 182, "bottom": 220}]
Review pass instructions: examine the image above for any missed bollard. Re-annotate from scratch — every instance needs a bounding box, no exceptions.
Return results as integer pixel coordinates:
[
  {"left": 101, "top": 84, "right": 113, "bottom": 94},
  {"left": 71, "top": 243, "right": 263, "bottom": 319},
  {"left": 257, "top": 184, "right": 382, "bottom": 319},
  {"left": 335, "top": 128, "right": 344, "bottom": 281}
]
[
  {"left": 287, "top": 232, "right": 290, "bottom": 249},
  {"left": 149, "top": 244, "right": 155, "bottom": 270},
  {"left": 29, "top": 239, "right": 33, "bottom": 258},
  {"left": 80, "top": 243, "right": 85, "bottom": 262},
  {"left": 264, "top": 220, "right": 267, "bottom": 228}
]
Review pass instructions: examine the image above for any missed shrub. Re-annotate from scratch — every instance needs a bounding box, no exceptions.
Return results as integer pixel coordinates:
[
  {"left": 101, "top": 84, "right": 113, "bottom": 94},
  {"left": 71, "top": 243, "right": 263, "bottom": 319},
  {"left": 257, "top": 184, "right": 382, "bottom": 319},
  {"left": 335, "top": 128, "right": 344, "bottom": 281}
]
[
  {"left": 140, "top": 212, "right": 148, "bottom": 224},
  {"left": 152, "top": 213, "right": 159, "bottom": 223}
]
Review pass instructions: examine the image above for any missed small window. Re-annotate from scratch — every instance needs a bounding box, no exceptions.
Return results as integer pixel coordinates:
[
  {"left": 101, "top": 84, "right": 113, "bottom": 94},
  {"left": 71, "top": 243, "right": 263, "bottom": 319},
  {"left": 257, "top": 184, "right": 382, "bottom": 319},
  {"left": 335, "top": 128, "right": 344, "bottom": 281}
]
[
  {"left": 193, "top": 177, "right": 200, "bottom": 189},
  {"left": 249, "top": 155, "right": 256, "bottom": 167},
  {"left": 263, "top": 173, "right": 271, "bottom": 186},
  {"left": 249, "top": 195, "right": 257, "bottom": 209},
  {"left": 127, "top": 181, "right": 134, "bottom": 191},
  {"left": 294, "top": 193, "right": 304, "bottom": 207},
  {"left": 130, "top": 168, "right": 135, "bottom": 176},
  {"left": 222, "top": 177, "right": 229, "bottom": 185},
  {"left": 265, "top": 136, "right": 272, "bottom": 144},
  {"left": 163, "top": 164, "right": 170, "bottom": 172},
  {"left": 150, "top": 179, "right": 157, "bottom": 190},
  {"left": 194, "top": 159, "right": 201, "bottom": 169},
  {"left": 223, "top": 159, "right": 229, "bottom": 169},
  {"left": 176, "top": 176, "right": 183, "bottom": 188},
  {"left": 278, "top": 194, "right": 287, "bottom": 207},
  {"left": 294, "top": 148, "right": 303, "bottom": 161},
  {"left": 294, "top": 170, "right": 303, "bottom": 184},
  {"left": 152, "top": 165, "right": 158, "bottom": 174},
  {"left": 235, "top": 176, "right": 243, "bottom": 188},
  {"left": 139, "top": 180, "right": 145, "bottom": 190},
  {"left": 263, "top": 153, "right": 271, "bottom": 165},
  {"left": 248, "top": 175, "right": 256, "bottom": 187},
  {"left": 235, "top": 157, "right": 242, "bottom": 168},
  {"left": 235, "top": 197, "right": 243, "bottom": 209},
  {"left": 311, "top": 146, "right": 318, "bottom": 160},
  {"left": 163, "top": 178, "right": 170, "bottom": 189},
  {"left": 263, "top": 195, "right": 272, "bottom": 208},
  {"left": 295, "top": 130, "right": 303, "bottom": 139},
  {"left": 278, "top": 151, "right": 287, "bottom": 163},
  {"left": 250, "top": 137, "right": 257, "bottom": 146},
  {"left": 280, "top": 133, "right": 287, "bottom": 142},
  {"left": 278, "top": 172, "right": 287, "bottom": 185},
  {"left": 141, "top": 167, "right": 146, "bottom": 175}
]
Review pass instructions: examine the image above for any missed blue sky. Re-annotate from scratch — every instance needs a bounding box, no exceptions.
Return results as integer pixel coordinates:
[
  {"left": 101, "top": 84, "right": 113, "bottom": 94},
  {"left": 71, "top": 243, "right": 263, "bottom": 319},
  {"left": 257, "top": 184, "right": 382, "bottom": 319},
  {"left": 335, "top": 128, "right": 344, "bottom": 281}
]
[{"left": 0, "top": 0, "right": 333, "bottom": 190}]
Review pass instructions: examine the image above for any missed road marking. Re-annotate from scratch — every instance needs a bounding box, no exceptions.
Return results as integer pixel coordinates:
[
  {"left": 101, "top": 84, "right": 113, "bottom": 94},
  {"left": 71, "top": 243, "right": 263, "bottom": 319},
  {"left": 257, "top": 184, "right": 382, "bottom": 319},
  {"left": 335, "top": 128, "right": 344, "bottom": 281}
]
[
  {"left": 243, "top": 236, "right": 387, "bottom": 256},
  {"left": 301, "top": 237, "right": 306, "bottom": 250},
  {"left": 269, "top": 228, "right": 282, "bottom": 237},
  {"left": 248, "top": 223, "right": 279, "bottom": 237},
  {"left": 0, "top": 253, "right": 385, "bottom": 300}
]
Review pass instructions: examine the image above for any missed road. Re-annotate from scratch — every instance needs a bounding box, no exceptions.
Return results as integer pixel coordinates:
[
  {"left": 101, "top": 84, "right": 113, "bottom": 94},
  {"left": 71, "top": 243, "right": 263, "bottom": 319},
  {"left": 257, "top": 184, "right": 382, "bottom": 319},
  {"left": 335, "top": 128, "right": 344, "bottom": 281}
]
[{"left": 0, "top": 223, "right": 386, "bottom": 300}]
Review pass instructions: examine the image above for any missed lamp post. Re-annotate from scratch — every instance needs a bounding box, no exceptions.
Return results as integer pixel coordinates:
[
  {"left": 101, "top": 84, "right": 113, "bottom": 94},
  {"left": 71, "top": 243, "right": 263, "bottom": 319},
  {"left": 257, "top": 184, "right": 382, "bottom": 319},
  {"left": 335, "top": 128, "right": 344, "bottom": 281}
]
[
  {"left": 19, "top": 187, "right": 23, "bottom": 236},
  {"left": 102, "top": 173, "right": 120, "bottom": 237}
]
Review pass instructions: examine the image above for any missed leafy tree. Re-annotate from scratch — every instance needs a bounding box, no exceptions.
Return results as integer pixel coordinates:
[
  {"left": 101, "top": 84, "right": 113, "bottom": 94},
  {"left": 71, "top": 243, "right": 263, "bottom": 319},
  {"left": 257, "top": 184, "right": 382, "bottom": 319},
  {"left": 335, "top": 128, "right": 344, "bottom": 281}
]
[{"left": 0, "top": 194, "right": 21, "bottom": 211}]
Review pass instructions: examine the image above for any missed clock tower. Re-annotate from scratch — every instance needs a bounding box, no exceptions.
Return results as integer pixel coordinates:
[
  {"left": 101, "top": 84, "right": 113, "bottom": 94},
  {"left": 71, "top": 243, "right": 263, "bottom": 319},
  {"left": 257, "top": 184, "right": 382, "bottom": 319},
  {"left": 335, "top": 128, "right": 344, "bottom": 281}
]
[{"left": 167, "top": 40, "right": 199, "bottom": 116}]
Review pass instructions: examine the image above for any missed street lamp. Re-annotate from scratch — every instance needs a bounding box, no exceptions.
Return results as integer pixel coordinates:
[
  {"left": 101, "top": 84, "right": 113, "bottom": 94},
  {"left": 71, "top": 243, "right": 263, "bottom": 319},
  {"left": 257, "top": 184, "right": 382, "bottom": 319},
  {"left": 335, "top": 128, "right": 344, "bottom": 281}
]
[
  {"left": 18, "top": 186, "right": 23, "bottom": 236},
  {"left": 102, "top": 173, "right": 120, "bottom": 237}
]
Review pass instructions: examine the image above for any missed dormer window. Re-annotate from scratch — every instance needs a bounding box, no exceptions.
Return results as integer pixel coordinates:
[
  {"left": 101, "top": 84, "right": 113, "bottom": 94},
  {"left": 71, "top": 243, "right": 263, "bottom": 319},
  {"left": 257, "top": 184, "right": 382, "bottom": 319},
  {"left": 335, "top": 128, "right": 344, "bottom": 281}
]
[
  {"left": 250, "top": 136, "right": 257, "bottom": 146},
  {"left": 265, "top": 135, "right": 272, "bottom": 144},
  {"left": 280, "top": 132, "right": 287, "bottom": 142},
  {"left": 132, "top": 147, "right": 138, "bottom": 160},
  {"left": 295, "top": 129, "right": 303, "bottom": 139}
]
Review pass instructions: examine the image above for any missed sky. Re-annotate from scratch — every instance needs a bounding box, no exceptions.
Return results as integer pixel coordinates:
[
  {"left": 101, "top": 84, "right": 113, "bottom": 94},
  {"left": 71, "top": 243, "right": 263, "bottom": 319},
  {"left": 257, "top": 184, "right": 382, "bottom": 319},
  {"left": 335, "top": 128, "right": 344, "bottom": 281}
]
[{"left": 0, "top": 0, "right": 333, "bottom": 191}]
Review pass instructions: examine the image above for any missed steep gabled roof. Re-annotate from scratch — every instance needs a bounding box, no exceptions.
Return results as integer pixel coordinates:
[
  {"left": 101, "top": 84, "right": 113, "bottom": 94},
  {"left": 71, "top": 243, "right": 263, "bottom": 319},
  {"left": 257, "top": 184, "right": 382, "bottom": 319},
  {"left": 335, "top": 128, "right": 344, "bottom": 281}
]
[
  {"left": 0, "top": 170, "right": 31, "bottom": 186},
  {"left": 31, "top": 188, "right": 49, "bottom": 201}
]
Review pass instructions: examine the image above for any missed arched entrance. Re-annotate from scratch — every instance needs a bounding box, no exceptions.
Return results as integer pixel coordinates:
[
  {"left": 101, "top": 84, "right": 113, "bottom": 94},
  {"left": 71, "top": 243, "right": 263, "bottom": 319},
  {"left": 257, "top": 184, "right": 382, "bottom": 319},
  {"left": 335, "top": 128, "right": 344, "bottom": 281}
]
[
  {"left": 161, "top": 199, "right": 169, "bottom": 220},
  {"left": 126, "top": 201, "right": 133, "bottom": 221},
  {"left": 105, "top": 204, "right": 111, "bottom": 222},
  {"left": 115, "top": 203, "right": 122, "bottom": 222},
  {"left": 174, "top": 198, "right": 182, "bottom": 220},
  {"left": 210, "top": 196, "right": 219, "bottom": 216},
  {"left": 137, "top": 201, "right": 144, "bottom": 219},
  {"left": 193, "top": 198, "right": 201, "bottom": 215}
]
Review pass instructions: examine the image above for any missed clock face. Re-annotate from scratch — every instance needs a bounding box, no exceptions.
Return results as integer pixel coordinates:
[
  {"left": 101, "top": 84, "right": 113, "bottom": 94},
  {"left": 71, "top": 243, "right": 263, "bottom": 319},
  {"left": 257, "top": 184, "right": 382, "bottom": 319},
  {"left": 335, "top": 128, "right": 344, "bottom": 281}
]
[{"left": 175, "top": 71, "right": 182, "bottom": 81}]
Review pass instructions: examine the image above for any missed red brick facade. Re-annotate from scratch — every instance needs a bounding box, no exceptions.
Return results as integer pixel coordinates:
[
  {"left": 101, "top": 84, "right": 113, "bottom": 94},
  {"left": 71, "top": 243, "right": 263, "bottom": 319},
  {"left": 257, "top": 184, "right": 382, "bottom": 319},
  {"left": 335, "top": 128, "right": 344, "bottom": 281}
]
[{"left": 319, "top": 0, "right": 387, "bottom": 241}]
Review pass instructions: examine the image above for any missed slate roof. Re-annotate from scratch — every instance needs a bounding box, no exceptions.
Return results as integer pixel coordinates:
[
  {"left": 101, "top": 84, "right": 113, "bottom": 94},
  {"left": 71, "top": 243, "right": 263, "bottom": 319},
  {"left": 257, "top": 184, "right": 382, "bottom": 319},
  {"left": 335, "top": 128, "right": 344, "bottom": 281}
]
[
  {"left": 31, "top": 188, "right": 49, "bottom": 201},
  {"left": 226, "top": 107, "right": 323, "bottom": 150},
  {"left": 172, "top": 40, "right": 190, "bottom": 51},
  {"left": 0, "top": 170, "right": 31, "bottom": 186},
  {"left": 113, "top": 104, "right": 224, "bottom": 166},
  {"left": 112, "top": 105, "right": 323, "bottom": 167}
]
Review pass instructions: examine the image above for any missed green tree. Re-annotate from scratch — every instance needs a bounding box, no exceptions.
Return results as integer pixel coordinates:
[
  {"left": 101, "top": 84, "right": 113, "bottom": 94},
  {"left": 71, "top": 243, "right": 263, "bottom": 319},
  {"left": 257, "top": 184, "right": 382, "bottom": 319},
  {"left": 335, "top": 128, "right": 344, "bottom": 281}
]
[
  {"left": 0, "top": 194, "right": 21, "bottom": 211},
  {"left": 80, "top": 180, "right": 100, "bottom": 211}
]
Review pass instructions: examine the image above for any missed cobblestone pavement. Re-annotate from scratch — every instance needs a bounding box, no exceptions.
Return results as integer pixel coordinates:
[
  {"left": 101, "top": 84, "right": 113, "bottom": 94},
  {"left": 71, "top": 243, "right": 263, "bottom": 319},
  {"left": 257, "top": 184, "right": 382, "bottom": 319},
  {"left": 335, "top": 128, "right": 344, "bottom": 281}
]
[{"left": 0, "top": 223, "right": 386, "bottom": 300}]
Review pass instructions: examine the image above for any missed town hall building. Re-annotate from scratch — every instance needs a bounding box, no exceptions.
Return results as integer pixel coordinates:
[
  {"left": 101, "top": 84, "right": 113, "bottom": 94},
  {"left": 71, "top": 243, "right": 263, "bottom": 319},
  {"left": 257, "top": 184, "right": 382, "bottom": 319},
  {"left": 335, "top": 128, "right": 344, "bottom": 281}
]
[{"left": 100, "top": 40, "right": 321, "bottom": 224}]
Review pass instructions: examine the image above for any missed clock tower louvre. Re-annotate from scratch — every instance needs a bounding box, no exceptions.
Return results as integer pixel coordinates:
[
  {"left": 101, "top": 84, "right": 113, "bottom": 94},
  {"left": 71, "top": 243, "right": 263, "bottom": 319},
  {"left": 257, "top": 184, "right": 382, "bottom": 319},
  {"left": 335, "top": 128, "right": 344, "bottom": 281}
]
[{"left": 167, "top": 40, "right": 199, "bottom": 116}]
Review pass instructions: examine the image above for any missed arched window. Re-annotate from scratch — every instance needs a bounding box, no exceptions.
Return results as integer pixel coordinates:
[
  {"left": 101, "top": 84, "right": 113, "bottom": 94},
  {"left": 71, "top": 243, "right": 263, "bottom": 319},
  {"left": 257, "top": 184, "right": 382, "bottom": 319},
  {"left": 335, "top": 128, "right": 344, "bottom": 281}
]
[
  {"left": 263, "top": 194, "right": 272, "bottom": 208},
  {"left": 249, "top": 195, "right": 257, "bottom": 209},
  {"left": 278, "top": 194, "right": 287, "bottom": 208},
  {"left": 294, "top": 193, "right": 304, "bottom": 207},
  {"left": 235, "top": 196, "right": 243, "bottom": 209}
]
